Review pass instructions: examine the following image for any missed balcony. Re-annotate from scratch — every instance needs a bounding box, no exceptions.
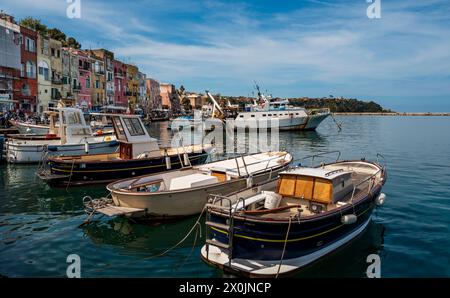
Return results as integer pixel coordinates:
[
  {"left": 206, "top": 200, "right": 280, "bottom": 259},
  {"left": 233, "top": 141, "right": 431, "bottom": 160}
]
[
  {"left": 51, "top": 92, "right": 62, "bottom": 101},
  {"left": 51, "top": 78, "right": 62, "bottom": 84},
  {"left": 73, "top": 84, "right": 82, "bottom": 92}
]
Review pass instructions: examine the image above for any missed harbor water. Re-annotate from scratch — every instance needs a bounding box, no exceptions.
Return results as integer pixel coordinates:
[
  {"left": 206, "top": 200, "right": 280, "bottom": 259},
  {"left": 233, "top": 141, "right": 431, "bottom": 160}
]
[{"left": 1, "top": 116, "right": 450, "bottom": 277}]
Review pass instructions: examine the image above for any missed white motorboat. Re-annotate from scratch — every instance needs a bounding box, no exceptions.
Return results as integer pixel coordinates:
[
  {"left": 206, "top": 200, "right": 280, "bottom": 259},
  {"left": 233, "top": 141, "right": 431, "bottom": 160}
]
[
  {"left": 94, "top": 151, "right": 293, "bottom": 219},
  {"left": 9, "top": 120, "right": 50, "bottom": 135},
  {"left": 6, "top": 108, "right": 118, "bottom": 163},
  {"left": 204, "top": 90, "right": 330, "bottom": 131}
]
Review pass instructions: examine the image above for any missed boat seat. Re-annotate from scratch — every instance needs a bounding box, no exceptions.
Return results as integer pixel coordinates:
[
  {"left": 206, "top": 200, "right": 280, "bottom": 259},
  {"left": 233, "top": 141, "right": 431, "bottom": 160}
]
[
  {"left": 231, "top": 194, "right": 267, "bottom": 211},
  {"left": 169, "top": 174, "right": 219, "bottom": 190}
]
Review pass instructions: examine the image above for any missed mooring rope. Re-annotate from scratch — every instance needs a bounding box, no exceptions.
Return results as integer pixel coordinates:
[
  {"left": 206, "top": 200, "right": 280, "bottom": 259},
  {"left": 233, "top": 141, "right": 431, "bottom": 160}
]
[
  {"left": 86, "top": 205, "right": 207, "bottom": 274},
  {"left": 65, "top": 158, "right": 76, "bottom": 191},
  {"left": 276, "top": 216, "right": 292, "bottom": 278}
]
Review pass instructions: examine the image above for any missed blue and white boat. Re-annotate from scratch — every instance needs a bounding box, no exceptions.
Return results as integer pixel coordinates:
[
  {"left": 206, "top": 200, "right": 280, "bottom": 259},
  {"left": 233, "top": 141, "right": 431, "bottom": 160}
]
[{"left": 6, "top": 107, "right": 118, "bottom": 163}]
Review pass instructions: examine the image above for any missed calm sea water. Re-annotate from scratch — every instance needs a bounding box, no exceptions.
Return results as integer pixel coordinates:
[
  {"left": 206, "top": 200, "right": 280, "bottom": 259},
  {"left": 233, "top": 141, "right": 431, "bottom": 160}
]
[{"left": 1, "top": 116, "right": 450, "bottom": 277}]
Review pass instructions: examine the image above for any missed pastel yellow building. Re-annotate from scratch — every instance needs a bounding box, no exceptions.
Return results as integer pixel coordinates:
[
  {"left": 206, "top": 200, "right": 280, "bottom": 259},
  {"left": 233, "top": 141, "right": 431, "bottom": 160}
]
[
  {"left": 90, "top": 53, "right": 106, "bottom": 109},
  {"left": 126, "top": 64, "right": 138, "bottom": 109}
]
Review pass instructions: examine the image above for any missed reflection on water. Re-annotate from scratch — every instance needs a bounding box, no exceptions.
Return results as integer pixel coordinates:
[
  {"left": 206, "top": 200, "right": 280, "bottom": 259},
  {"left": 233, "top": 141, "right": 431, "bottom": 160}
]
[
  {"left": 293, "top": 220, "right": 386, "bottom": 278},
  {"left": 1, "top": 116, "right": 450, "bottom": 277}
]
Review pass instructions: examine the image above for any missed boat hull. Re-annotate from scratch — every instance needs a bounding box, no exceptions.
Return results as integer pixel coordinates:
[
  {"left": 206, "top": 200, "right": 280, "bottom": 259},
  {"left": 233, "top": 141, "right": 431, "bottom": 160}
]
[
  {"left": 6, "top": 140, "right": 119, "bottom": 163},
  {"left": 201, "top": 216, "right": 372, "bottom": 277},
  {"left": 10, "top": 120, "right": 50, "bottom": 135},
  {"left": 108, "top": 165, "right": 289, "bottom": 218},
  {"left": 41, "top": 152, "right": 209, "bottom": 186},
  {"left": 226, "top": 113, "right": 330, "bottom": 131},
  {"left": 210, "top": 189, "right": 378, "bottom": 260}
]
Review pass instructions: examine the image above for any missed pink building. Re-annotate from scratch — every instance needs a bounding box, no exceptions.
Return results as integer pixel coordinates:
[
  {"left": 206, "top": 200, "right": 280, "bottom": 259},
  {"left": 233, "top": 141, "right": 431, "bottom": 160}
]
[
  {"left": 113, "top": 60, "right": 127, "bottom": 107},
  {"left": 74, "top": 50, "right": 92, "bottom": 110}
]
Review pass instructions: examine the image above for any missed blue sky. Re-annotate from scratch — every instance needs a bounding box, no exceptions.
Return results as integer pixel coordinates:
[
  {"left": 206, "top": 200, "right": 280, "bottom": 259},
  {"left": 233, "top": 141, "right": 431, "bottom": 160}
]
[{"left": 2, "top": 0, "right": 450, "bottom": 112}]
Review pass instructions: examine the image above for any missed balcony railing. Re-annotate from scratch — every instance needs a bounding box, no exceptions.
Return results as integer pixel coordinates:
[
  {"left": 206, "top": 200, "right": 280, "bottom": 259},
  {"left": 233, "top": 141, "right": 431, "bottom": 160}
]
[
  {"left": 51, "top": 78, "right": 62, "bottom": 84},
  {"left": 51, "top": 93, "right": 62, "bottom": 100}
]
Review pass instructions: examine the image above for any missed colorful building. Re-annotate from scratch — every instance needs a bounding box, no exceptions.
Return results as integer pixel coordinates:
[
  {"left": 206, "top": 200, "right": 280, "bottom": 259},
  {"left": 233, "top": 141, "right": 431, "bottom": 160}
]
[
  {"left": 160, "top": 83, "right": 181, "bottom": 113},
  {"left": 90, "top": 49, "right": 114, "bottom": 105},
  {"left": 74, "top": 50, "right": 92, "bottom": 111},
  {"left": 36, "top": 35, "right": 52, "bottom": 113},
  {"left": 61, "top": 47, "right": 79, "bottom": 106},
  {"left": 112, "top": 59, "right": 127, "bottom": 107},
  {"left": 89, "top": 53, "right": 105, "bottom": 110},
  {"left": 0, "top": 13, "right": 21, "bottom": 112},
  {"left": 13, "top": 25, "right": 38, "bottom": 112},
  {"left": 48, "top": 38, "right": 63, "bottom": 106},
  {"left": 125, "top": 64, "right": 138, "bottom": 109},
  {"left": 145, "top": 78, "right": 162, "bottom": 112},
  {"left": 137, "top": 71, "right": 146, "bottom": 110}
]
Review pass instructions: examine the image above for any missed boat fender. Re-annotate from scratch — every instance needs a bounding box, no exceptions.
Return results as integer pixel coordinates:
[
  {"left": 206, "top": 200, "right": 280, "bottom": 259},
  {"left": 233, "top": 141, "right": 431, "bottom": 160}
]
[
  {"left": 84, "top": 139, "right": 89, "bottom": 154},
  {"left": 183, "top": 153, "right": 189, "bottom": 166},
  {"left": 263, "top": 191, "right": 282, "bottom": 209},
  {"left": 246, "top": 175, "right": 253, "bottom": 187},
  {"left": 47, "top": 145, "right": 58, "bottom": 152},
  {"left": 165, "top": 156, "right": 171, "bottom": 169},
  {"left": 375, "top": 193, "right": 386, "bottom": 206},
  {"left": 341, "top": 214, "right": 357, "bottom": 225}
]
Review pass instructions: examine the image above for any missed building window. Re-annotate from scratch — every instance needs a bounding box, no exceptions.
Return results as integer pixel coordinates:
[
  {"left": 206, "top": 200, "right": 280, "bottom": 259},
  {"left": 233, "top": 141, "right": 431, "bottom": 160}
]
[
  {"left": 95, "top": 80, "right": 99, "bottom": 89},
  {"left": 86, "top": 76, "right": 90, "bottom": 88},
  {"left": 22, "top": 84, "right": 31, "bottom": 96},
  {"left": 42, "top": 39, "right": 49, "bottom": 55},
  {"left": 20, "top": 63, "right": 25, "bottom": 77},
  {"left": 25, "top": 37, "right": 36, "bottom": 52},
  {"left": 51, "top": 48, "right": 55, "bottom": 56},
  {"left": 26, "top": 61, "right": 35, "bottom": 78},
  {"left": 38, "top": 60, "right": 50, "bottom": 81}
]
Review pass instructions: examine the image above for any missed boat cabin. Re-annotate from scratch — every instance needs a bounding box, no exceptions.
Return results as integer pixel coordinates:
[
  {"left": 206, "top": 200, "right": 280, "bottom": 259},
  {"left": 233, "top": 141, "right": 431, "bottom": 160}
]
[
  {"left": 110, "top": 114, "right": 160, "bottom": 159},
  {"left": 277, "top": 168, "right": 354, "bottom": 205},
  {"left": 45, "top": 108, "right": 93, "bottom": 144}
]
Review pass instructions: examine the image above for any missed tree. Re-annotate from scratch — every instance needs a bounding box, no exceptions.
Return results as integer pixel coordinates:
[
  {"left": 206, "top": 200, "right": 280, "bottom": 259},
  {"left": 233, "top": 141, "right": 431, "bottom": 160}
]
[
  {"left": 66, "top": 37, "right": 81, "bottom": 49},
  {"left": 20, "top": 17, "right": 47, "bottom": 35},
  {"left": 182, "top": 97, "right": 192, "bottom": 111},
  {"left": 47, "top": 28, "right": 67, "bottom": 43}
]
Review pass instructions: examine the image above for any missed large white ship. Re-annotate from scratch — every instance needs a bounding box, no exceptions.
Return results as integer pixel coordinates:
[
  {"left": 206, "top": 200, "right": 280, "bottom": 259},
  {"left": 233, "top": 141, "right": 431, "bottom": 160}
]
[{"left": 205, "top": 87, "right": 331, "bottom": 131}]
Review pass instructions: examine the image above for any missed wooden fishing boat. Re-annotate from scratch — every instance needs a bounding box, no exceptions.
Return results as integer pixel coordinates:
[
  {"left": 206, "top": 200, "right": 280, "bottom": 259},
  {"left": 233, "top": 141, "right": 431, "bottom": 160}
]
[
  {"left": 37, "top": 113, "right": 210, "bottom": 187},
  {"left": 201, "top": 152, "right": 387, "bottom": 277},
  {"left": 98, "top": 151, "right": 293, "bottom": 219}
]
